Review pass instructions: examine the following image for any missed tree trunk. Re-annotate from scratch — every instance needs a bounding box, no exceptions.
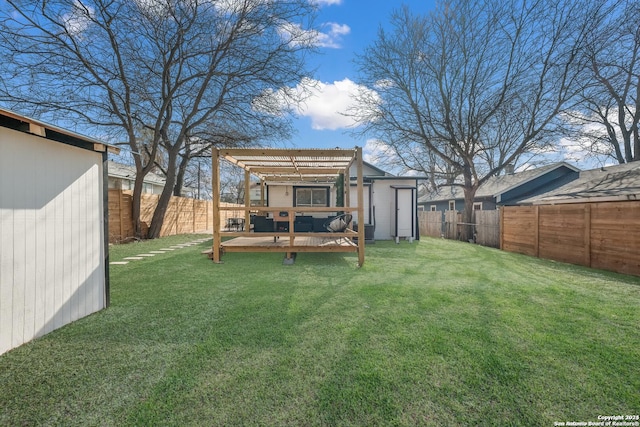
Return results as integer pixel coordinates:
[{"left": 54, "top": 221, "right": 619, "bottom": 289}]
[
  {"left": 131, "top": 173, "right": 145, "bottom": 239},
  {"left": 460, "top": 165, "right": 478, "bottom": 242},
  {"left": 173, "top": 154, "right": 188, "bottom": 197},
  {"left": 148, "top": 150, "right": 179, "bottom": 239},
  {"left": 634, "top": 125, "right": 639, "bottom": 162},
  {"left": 131, "top": 154, "right": 153, "bottom": 239},
  {"left": 461, "top": 187, "right": 477, "bottom": 242}
]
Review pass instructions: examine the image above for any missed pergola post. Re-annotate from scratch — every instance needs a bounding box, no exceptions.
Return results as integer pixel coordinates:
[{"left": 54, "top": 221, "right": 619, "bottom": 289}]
[
  {"left": 344, "top": 167, "right": 350, "bottom": 211},
  {"left": 211, "top": 147, "right": 221, "bottom": 263},
  {"left": 356, "top": 146, "right": 365, "bottom": 267},
  {"left": 244, "top": 169, "right": 251, "bottom": 228}
]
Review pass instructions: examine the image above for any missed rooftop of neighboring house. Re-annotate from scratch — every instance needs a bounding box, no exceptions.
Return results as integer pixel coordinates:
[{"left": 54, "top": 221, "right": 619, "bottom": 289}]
[
  {"left": 108, "top": 161, "right": 166, "bottom": 186},
  {"left": 418, "top": 162, "right": 580, "bottom": 204},
  {"left": 518, "top": 161, "right": 640, "bottom": 205}
]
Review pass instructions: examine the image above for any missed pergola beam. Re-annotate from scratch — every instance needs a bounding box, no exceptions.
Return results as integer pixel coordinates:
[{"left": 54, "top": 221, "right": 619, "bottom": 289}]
[
  {"left": 219, "top": 148, "right": 356, "bottom": 158},
  {"left": 247, "top": 167, "right": 345, "bottom": 174}
]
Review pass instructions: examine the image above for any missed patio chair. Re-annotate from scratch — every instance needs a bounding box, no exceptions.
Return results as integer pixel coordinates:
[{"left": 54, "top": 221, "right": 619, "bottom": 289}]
[{"left": 323, "top": 213, "right": 353, "bottom": 233}]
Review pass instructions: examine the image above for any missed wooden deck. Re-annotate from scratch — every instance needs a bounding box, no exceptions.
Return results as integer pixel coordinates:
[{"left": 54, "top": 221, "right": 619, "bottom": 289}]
[
  {"left": 203, "top": 234, "right": 359, "bottom": 261},
  {"left": 210, "top": 148, "right": 366, "bottom": 266},
  {"left": 221, "top": 235, "right": 358, "bottom": 252}
]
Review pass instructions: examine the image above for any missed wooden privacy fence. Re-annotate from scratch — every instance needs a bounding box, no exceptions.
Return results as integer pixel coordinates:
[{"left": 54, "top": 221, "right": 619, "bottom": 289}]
[
  {"left": 418, "top": 211, "right": 443, "bottom": 238},
  {"left": 475, "top": 210, "right": 501, "bottom": 247},
  {"left": 444, "top": 210, "right": 462, "bottom": 240},
  {"left": 418, "top": 210, "right": 500, "bottom": 248},
  {"left": 501, "top": 201, "right": 640, "bottom": 276},
  {"left": 108, "top": 189, "right": 244, "bottom": 243}
]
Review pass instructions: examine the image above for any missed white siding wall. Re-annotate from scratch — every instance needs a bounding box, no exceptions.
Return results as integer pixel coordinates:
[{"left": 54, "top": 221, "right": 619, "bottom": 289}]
[
  {"left": 267, "top": 185, "right": 290, "bottom": 208},
  {"left": 348, "top": 184, "right": 371, "bottom": 225},
  {"left": 0, "top": 128, "right": 105, "bottom": 355},
  {"left": 267, "top": 184, "right": 337, "bottom": 217},
  {"left": 350, "top": 179, "right": 416, "bottom": 240}
]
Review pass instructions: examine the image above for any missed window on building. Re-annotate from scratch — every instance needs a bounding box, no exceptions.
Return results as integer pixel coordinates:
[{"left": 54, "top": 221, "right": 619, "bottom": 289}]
[
  {"left": 430, "top": 205, "right": 437, "bottom": 212},
  {"left": 448, "top": 200, "right": 455, "bottom": 211},
  {"left": 294, "top": 186, "right": 329, "bottom": 207},
  {"left": 473, "top": 202, "right": 482, "bottom": 211}
]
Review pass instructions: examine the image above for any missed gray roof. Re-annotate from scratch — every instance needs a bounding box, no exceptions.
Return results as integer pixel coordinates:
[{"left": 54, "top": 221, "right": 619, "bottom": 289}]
[
  {"left": 418, "top": 162, "right": 578, "bottom": 203},
  {"left": 108, "top": 161, "right": 166, "bottom": 186},
  {"left": 520, "top": 162, "right": 640, "bottom": 204}
]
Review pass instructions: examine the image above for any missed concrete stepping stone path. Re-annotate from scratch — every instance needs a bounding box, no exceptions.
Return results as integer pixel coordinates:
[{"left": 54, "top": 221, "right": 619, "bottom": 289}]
[{"left": 110, "top": 237, "right": 211, "bottom": 266}]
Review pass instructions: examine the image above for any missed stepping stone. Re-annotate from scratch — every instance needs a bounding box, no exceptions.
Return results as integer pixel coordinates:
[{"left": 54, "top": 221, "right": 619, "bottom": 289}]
[
  {"left": 124, "top": 257, "right": 144, "bottom": 260},
  {"left": 110, "top": 261, "right": 129, "bottom": 265},
  {"left": 137, "top": 254, "right": 155, "bottom": 257},
  {"left": 149, "top": 250, "right": 166, "bottom": 254},
  {"left": 160, "top": 248, "right": 175, "bottom": 251}
]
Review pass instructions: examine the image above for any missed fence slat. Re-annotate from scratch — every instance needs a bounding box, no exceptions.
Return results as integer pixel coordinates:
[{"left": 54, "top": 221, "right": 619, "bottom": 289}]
[
  {"left": 418, "top": 210, "right": 501, "bottom": 248},
  {"left": 107, "top": 189, "right": 243, "bottom": 243},
  {"left": 501, "top": 201, "right": 640, "bottom": 277},
  {"left": 475, "top": 210, "right": 500, "bottom": 248},
  {"left": 418, "top": 211, "right": 443, "bottom": 238}
]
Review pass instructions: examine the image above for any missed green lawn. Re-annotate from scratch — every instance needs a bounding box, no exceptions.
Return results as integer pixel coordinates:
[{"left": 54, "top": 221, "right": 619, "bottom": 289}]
[{"left": 1, "top": 235, "right": 639, "bottom": 426}]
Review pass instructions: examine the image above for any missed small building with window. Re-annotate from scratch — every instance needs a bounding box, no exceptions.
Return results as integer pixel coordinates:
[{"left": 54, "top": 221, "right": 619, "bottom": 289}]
[
  {"left": 417, "top": 162, "right": 580, "bottom": 213},
  {"left": 261, "top": 161, "right": 421, "bottom": 242},
  {"left": 209, "top": 148, "right": 424, "bottom": 268},
  {"left": 107, "top": 161, "right": 166, "bottom": 195},
  {"left": 107, "top": 160, "right": 198, "bottom": 198}
]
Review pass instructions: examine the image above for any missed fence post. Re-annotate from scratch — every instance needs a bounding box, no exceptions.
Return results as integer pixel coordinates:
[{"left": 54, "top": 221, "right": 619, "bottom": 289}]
[
  {"left": 119, "top": 189, "right": 124, "bottom": 241},
  {"left": 534, "top": 206, "right": 540, "bottom": 258},
  {"left": 193, "top": 198, "right": 197, "bottom": 233},
  {"left": 499, "top": 207, "right": 504, "bottom": 250},
  {"left": 584, "top": 204, "right": 591, "bottom": 267}
]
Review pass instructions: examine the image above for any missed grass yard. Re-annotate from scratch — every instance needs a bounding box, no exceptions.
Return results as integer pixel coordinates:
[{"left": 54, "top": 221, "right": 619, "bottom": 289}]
[{"left": 1, "top": 235, "right": 639, "bottom": 426}]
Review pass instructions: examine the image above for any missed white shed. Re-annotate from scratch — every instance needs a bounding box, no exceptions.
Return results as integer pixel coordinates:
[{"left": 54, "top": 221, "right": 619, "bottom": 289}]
[
  {"left": 0, "top": 108, "right": 118, "bottom": 355},
  {"left": 348, "top": 162, "right": 419, "bottom": 242}
]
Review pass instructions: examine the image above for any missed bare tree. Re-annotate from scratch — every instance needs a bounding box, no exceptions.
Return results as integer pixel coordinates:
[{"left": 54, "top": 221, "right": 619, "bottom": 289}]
[
  {"left": 218, "top": 161, "right": 247, "bottom": 203},
  {"left": 0, "top": 0, "right": 315, "bottom": 238},
  {"left": 353, "top": 0, "right": 593, "bottom": 238},
  {"left": 564, "top": 0, "right": 640, "bottom": 164}
]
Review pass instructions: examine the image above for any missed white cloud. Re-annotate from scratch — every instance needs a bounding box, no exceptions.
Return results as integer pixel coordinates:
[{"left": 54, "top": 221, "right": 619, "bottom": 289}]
[
  {"left": 279, "top": 21, "right": 350, "bottom": 49},
  {"left": 363, "top": 139, "right": 393, "bottom": 164},
  {"left": 133, "top": 0, "right": 174, "bottom": 16},
  {"left": 255, "top": 78, "right": 380, "bottom": 131},
  {"left": 558, "top": 137, "right": 595, "bottom": 163},
  {"left": 315, "top": 22, "right": 350, "bottom": 48},
  {"left": 278, "top": 22, "right": 320, "bottom": 48},
  {"left": 362, "top": 139, "right": 408, "bottom": 174},
  {"left": 310, "top": 0, "right": 343, "bottom": 6},
  {"left": 62, "top": 1, "right": 94, "bottom": 35},
  {"left": 295, "top": 78, "right": 378, "bottom": 130}
]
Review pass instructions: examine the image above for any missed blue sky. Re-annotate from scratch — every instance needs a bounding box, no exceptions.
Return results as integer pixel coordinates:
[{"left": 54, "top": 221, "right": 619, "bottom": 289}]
[
  {"left": 281, "top": 0, "right": 437, "bottom": 156},
  {"left": 283, "top": 0, "right": 606, "bottom": 171}
]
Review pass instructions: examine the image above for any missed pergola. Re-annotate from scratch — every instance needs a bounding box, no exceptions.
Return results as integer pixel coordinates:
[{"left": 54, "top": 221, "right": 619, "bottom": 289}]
[{"left": 210, "top": 147, "right": 365, "bottom": 266}]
